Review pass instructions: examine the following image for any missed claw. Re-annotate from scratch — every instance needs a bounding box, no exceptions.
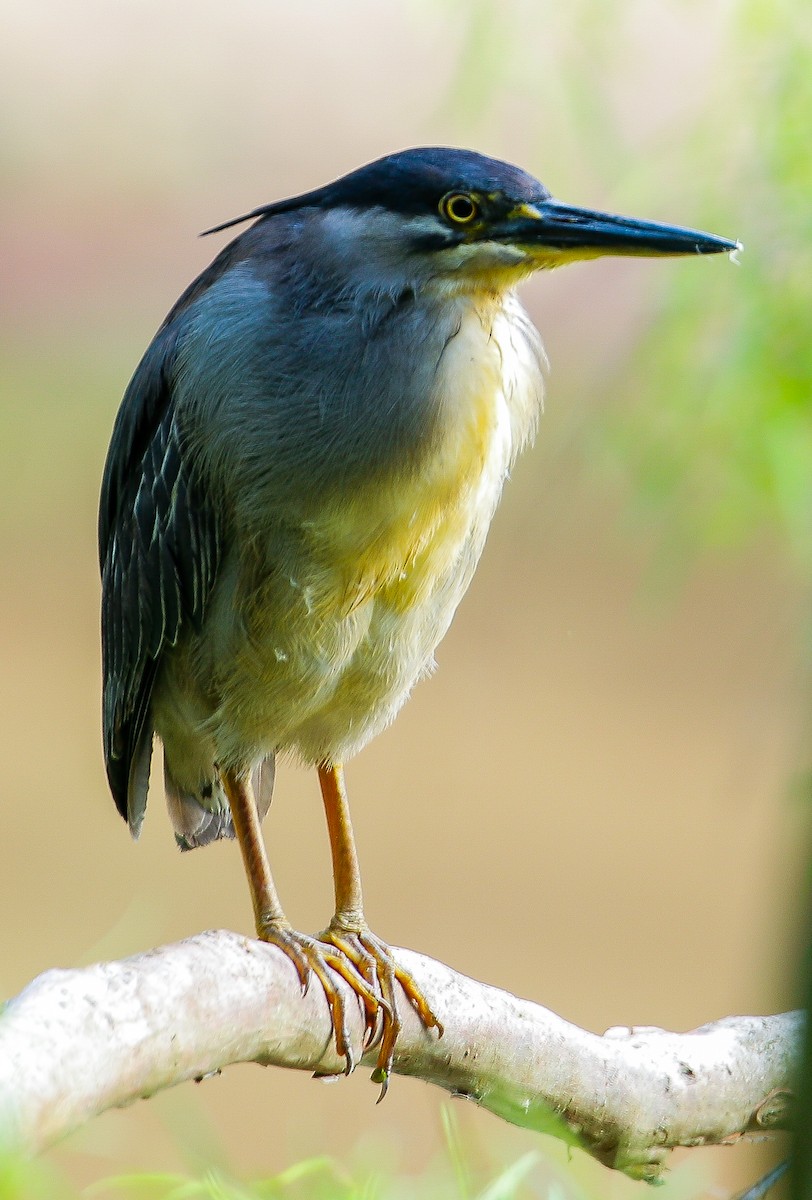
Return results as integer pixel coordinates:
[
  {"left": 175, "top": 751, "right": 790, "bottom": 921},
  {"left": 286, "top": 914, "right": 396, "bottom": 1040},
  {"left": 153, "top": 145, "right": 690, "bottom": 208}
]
[
  {"left": 256, "top": 917, "right": 440, "bottom": 1092},
  {"left": 372, "top": 1065, "right": 389, "bottom": 1103},
  {"left": 256, "top": 921, "right": 378, "bottom": 1074},
  {"left": 363, "top": 1016, "right": 379, "bottom": 1052},
  {"left": 321, "top": 923, "right": 442, "bottom": 1090},
  {"left": 393, "top": 961, "right": 444, "bottom": 1035}
]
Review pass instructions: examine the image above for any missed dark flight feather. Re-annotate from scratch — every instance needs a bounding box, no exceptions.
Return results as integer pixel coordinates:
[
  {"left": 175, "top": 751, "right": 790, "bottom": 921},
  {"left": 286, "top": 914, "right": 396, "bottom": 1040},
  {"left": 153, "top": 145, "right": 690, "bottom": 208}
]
[{"left": 99, "top": 321, "right": 221, "bottom": 833}]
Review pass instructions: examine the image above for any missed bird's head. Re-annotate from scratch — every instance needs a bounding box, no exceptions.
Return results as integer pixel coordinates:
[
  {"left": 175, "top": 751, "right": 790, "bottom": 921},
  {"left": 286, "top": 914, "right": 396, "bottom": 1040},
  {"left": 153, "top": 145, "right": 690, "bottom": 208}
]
[{"left": 204, "top": 147, "right": 740, "bottom": 297}]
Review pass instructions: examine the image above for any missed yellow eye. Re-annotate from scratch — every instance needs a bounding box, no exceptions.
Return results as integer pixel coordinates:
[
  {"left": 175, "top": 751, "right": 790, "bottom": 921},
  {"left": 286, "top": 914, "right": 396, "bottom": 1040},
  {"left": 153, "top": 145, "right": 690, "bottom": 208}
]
[{"left": 440, "top": 192, "right": 479, "bottom": 225}]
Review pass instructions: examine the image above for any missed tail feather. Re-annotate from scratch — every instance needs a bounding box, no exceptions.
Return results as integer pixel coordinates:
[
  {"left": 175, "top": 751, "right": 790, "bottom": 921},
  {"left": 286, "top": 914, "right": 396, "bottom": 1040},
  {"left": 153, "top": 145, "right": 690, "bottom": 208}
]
[
  {"left": 164, "top": 754, "right": 276, "bottom": 851},
  {"left": 253, "top": 756, "right": 276, "bottom": 823},
  {"left": 165, "top": 766, "right": 233, "bottom": 850},
  {"left": 127, "top": 724, "right": 154, "bottom": 840}
]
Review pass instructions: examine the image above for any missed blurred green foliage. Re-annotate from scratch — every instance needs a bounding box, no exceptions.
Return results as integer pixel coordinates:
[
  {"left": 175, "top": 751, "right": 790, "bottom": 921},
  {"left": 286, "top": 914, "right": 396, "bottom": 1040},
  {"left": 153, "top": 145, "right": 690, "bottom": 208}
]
[
  {"left": 443, "top": 0, "right": 812, "bottom": 580},
  {"left": 0, "top": 1106, "right": 712, "bottom": 1200},
  {"left": 601, "top": 0, "right": 812, "bottom": 578},
  {"left": 0, "top": 1145, "right": 73, "bottom": 1200}
]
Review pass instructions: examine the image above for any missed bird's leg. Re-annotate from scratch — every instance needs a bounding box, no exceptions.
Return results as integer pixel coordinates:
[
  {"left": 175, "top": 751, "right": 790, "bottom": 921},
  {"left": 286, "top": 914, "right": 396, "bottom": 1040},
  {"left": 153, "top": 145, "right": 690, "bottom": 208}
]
[
  {"left": 222, "top": 768, "right": 380, "bottom": 1073},
  {"left": 316, "top": 762, "right": 443, "bottom": 1097}
]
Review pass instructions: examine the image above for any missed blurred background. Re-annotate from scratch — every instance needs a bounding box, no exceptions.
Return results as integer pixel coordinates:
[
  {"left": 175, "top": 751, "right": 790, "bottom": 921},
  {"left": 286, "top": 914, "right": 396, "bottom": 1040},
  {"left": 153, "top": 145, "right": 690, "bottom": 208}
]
[{"left": 1, "top": 0, "right": 810, "bottom": 1196}]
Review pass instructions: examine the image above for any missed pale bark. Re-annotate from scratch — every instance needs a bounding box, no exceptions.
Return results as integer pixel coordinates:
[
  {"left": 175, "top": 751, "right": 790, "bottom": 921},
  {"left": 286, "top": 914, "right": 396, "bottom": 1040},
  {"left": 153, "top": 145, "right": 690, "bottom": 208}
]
[{"left": 0, "top": 930, "right": 799, "bottom": 1181}]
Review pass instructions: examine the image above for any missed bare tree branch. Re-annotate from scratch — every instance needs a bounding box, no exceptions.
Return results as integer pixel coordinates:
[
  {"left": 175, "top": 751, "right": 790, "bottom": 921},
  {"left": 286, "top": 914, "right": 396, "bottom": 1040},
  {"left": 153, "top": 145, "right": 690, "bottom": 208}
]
[{"left": 0, "top": 931, "right": 799, "bottom": 1181}]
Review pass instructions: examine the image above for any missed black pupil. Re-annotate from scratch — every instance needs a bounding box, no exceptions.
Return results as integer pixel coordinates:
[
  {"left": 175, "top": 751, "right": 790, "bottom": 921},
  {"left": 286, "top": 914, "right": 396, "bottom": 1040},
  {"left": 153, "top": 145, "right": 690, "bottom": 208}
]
[{"left": 448, "top": 195, "right": 475, "bottom": 221}]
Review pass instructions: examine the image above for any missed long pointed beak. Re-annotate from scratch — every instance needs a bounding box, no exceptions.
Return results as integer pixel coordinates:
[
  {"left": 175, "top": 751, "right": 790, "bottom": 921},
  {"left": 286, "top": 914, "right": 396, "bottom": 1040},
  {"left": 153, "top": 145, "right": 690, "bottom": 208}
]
[{"left": 506, "top": 198, "right": 740, "bottom": 259}]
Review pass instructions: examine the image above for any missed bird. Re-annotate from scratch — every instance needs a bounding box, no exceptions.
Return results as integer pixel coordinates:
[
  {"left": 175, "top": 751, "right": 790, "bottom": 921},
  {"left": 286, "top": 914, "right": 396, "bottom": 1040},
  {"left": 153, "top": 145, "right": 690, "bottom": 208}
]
[{"left": 99, "top": 147, "right": 737, "bottom": 1092}]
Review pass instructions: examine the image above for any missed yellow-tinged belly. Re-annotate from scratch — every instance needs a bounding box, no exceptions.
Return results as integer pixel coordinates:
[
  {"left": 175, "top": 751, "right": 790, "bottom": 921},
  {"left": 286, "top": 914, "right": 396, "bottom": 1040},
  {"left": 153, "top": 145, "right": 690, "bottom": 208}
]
[
  {"left": 207, "top": 293, "right": 544, "bottom": 765},
  {"left": 301, "top": 300, "right": 531, "bottom": 615}
]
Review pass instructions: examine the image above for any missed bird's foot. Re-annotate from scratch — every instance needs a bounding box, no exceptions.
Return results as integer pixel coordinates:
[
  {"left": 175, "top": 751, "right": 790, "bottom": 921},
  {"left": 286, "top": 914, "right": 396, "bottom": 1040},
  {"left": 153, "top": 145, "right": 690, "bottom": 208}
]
[
  {"left": 256, "top": 917, "right": 384, "bottom": 1075},
  {"left": 320, "top": 920, "right": 444, "bottom": 1100}
]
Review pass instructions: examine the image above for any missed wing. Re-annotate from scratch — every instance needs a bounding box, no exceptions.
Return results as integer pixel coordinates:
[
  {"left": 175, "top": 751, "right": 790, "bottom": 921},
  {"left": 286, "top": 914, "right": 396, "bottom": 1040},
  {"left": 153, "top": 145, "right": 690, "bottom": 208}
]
[{"left": 99, "top": 320, "right": 221, "bottom": 836}]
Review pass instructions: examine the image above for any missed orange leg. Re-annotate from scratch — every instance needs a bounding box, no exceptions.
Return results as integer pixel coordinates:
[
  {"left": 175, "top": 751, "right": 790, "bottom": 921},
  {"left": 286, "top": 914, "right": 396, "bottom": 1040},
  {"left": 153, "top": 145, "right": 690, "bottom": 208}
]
[
  {"left": 317, "top": 762, "right": 444, "bottom": 1097},
  {"left": 222, "top": 768, "right": 380, "bottom": 1073}
]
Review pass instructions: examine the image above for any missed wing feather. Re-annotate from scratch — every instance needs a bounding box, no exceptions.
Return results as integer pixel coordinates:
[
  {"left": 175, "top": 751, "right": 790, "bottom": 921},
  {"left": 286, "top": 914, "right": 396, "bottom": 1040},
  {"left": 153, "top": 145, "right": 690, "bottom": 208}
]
[{"left": 99, "top": 323, "right": 220, "bottom": 831}]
